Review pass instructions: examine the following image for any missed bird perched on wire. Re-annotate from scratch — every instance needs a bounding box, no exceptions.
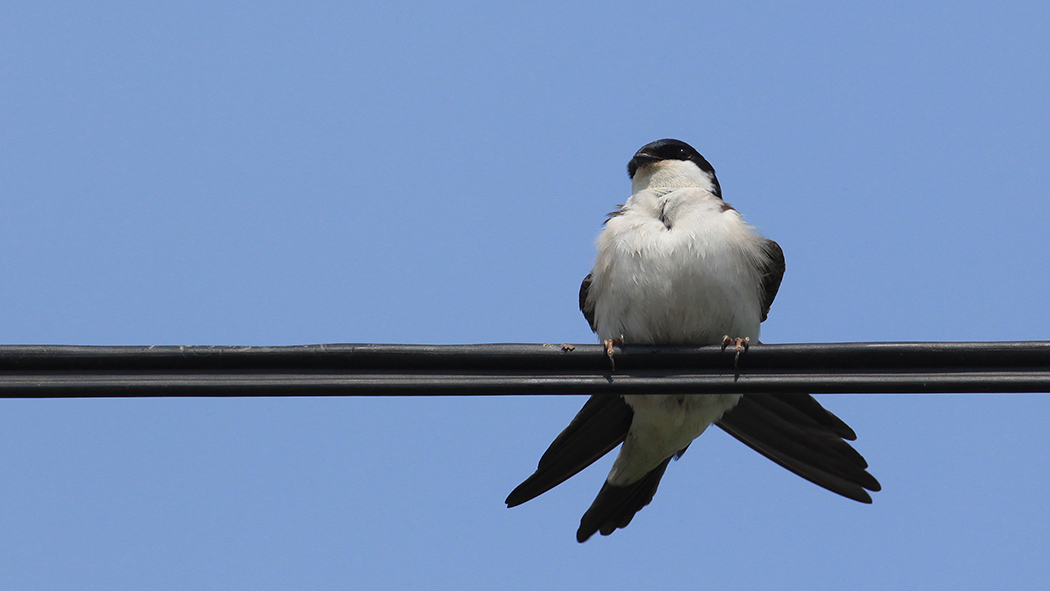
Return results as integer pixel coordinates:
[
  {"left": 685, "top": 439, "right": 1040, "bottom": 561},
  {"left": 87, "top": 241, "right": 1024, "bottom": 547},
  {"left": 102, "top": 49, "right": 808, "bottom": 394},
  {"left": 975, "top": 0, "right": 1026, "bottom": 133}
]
[{"left": 506, "top": 138, "right": 880, "bottom": 542}]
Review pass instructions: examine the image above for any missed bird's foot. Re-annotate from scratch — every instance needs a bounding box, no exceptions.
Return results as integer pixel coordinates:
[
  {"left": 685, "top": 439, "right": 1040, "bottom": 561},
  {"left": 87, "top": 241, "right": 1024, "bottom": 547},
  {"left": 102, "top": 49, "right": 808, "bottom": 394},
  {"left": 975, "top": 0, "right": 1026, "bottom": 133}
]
[
  {"left": 721, "top": 336, "right": 750, "bottom": 367},
  {"left": 602, "top": 336, "right": 623, "bottom": 371}
]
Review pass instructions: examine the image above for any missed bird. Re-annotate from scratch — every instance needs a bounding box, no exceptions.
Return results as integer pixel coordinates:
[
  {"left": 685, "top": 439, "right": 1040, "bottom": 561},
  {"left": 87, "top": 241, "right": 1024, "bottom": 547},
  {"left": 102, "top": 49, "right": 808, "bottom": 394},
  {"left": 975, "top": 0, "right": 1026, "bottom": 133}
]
[{"left": 506, "top": 138, "right": 880, "bottom": 542}]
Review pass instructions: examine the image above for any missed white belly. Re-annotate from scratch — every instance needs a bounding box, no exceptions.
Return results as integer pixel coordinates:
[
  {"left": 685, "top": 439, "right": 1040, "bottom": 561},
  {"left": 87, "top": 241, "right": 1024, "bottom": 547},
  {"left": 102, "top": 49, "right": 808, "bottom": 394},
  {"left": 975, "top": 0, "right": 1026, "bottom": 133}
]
[
  {"left": 591, "top": 194, "right": 765, "bottom": 484},
  {"left": 591, "top": 201, "right": 764, "bottom": 345},
  {"left": 609, "top": 393, "right": 742, "bottom": 485}
]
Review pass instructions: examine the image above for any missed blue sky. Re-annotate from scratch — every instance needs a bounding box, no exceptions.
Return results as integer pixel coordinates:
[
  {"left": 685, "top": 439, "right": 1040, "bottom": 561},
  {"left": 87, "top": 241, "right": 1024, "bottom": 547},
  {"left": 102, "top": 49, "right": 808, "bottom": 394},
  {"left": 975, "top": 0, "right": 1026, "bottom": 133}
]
[{"left": 2, "top": 1, "right": 1049, "bottom": 589}]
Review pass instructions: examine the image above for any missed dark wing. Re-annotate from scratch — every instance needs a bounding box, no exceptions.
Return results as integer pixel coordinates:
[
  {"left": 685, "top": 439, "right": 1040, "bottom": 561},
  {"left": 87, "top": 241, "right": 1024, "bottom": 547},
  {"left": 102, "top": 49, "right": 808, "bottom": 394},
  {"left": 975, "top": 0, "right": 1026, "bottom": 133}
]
[
  {"left": 579, "top": 273, "right": 597, "bottom": 332},
  {"left": 757, "top": 239, "right": 785, "bottom": 322},
  {"left": 716, "top": 393, "right": 881, "bottom": 503},
  {"left": 506, "top": 394, "right": 633, "bottom": 507},
  {"left": 576, "top": 456, "right": 673, "bottom": 542}
]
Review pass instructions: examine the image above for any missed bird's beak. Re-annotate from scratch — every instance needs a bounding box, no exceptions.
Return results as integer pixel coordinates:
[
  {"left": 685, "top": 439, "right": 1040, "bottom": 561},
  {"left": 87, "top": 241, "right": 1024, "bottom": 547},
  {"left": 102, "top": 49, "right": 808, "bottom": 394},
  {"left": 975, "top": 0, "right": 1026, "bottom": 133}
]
[{"left": 627, "top": 151, "right": 660, "bottom": 178}]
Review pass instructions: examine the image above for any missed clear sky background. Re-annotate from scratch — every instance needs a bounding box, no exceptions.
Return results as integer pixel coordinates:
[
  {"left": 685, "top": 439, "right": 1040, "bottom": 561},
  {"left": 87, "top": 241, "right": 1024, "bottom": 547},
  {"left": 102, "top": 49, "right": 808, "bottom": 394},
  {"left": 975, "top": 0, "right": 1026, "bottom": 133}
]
[{"left": 2, "top": 1, "right": 1049, "bottom": 589}]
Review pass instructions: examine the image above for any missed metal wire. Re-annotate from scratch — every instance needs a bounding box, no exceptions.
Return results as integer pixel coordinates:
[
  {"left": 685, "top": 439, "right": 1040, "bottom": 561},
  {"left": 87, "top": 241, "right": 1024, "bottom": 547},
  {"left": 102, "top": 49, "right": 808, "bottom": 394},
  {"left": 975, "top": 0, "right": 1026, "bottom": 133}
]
[{"left": 1, "top": 341, "right": 1048, "bottom": 398}]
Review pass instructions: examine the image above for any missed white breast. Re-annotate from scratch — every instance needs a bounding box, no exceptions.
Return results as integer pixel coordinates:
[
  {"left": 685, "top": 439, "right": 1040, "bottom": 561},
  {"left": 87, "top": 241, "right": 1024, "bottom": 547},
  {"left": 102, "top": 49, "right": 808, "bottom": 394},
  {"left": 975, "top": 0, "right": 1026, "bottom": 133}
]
[
  {"left": 589, "top": 185, "right": 767, "bottom": 485},
  {"left": 590, "top": 187, "right": 766, "bottom": 345}
]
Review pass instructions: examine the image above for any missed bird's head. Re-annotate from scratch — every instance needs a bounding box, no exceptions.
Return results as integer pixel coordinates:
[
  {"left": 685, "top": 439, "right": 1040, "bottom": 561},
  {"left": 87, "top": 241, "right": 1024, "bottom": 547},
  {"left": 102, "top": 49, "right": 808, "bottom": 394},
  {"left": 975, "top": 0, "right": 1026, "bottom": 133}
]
[{"left": 627, "top": 139, "right": 721, "bottom": 198}]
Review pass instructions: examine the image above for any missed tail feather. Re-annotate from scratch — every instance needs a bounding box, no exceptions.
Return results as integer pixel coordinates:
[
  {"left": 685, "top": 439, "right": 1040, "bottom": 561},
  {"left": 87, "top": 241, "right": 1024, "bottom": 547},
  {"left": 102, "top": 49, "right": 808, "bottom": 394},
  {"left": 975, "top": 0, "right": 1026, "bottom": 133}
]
[
  {"left": 576, "top": 456, "right": 674, "bottom": 543},
  {"left": 768, "top": 392, "right": 858, "bottom": 440},
  {"left": 717, "top": 394, "right": 880, "bottom": 503},
  {"left": 506, "top": 395, "right": 633, "bottom": 507},
  {"left": 737, "top": 394, "right": 869, "bottom": 469},
  {"left": 508, "top": 392, "right": 880, "bottom": 542}
]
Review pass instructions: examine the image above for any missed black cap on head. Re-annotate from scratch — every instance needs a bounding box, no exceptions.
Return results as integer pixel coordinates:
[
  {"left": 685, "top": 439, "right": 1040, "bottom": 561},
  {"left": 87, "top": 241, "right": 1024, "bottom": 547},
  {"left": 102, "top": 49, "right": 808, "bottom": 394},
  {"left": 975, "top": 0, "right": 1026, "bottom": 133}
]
[
  {"left": 628, "top": 139, "right": 716, "bottom": 177},
  {"left": 627, "top": 138, "right": 720, "bottom": 197}
]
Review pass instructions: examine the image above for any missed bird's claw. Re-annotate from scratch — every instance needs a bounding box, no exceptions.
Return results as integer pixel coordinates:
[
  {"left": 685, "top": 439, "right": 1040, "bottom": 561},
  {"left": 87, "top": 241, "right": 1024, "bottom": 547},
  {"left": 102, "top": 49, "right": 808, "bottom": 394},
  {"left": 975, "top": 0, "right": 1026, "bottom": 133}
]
[
  {"left": 603, "top": 337, "right": 623, "bottom": 371},
  {"left": 721, "top": 336, "right": 750, "bottom": 367}
]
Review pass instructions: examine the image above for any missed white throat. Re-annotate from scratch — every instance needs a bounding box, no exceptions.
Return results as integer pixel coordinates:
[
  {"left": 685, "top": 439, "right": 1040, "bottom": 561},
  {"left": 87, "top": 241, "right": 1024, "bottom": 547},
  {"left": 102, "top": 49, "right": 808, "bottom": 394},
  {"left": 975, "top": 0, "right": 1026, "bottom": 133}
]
[{"left": 631, "top": 160, "right": 716, "bottom": 195}]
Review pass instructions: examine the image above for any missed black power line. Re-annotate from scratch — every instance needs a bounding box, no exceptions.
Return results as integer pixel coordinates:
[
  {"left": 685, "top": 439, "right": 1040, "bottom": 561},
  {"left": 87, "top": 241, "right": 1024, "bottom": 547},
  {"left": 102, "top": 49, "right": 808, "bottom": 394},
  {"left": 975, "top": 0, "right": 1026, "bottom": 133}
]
[{"left": 1, "top": 341, "right": 1048, "bottom": 398}]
